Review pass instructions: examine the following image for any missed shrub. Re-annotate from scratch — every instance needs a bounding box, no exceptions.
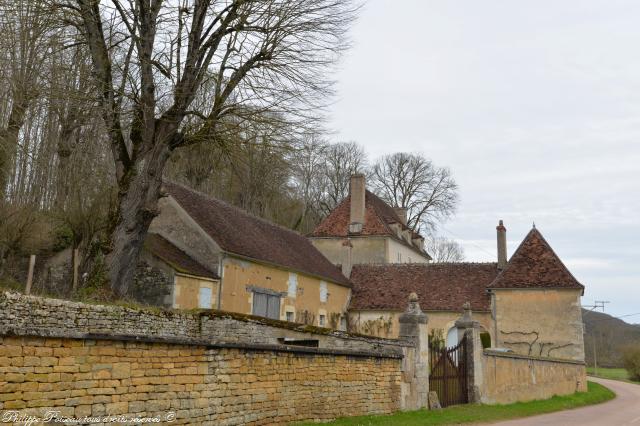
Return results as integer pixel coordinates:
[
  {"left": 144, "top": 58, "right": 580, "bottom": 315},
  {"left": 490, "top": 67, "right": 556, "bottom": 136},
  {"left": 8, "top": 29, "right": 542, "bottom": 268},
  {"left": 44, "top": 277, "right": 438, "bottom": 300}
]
[
  {"left": 480, "top": 332, "right": 492, "bottom": 349},
  {"left": 621, "top": 345, "right": 640, "bottom": 381}
]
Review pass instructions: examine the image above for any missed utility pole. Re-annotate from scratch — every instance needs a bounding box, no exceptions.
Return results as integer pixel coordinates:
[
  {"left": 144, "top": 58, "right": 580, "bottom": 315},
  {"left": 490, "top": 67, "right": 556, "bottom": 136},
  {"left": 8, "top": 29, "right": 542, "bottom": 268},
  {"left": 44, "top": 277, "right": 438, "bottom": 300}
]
[{"left": 582, "top": 300, "right": 609, "bottom": 376}]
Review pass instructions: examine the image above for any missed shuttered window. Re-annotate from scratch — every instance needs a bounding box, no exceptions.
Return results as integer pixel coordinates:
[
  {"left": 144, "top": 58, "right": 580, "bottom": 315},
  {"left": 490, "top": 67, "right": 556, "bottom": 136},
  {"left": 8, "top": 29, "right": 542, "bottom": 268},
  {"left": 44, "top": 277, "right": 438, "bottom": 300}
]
[
  {"left": 319, "top": 281, "right": 328, "bottom": 303},
  {"left": 252, "top": 292, "right": 281, "bottom": 320},
  {"left": 198, "top": 287, "right": 212, "bottom": 309},
  {"left": 287, "top": 273, "right": 298, "bottom": 298}
]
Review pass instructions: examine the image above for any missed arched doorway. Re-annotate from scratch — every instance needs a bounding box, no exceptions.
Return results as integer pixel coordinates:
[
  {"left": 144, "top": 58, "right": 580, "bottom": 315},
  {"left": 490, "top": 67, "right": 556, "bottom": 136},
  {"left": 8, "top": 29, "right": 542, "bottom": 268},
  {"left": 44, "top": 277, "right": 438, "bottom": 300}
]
[{"left": 446, "top": 326, "right": 458, "bottom": 348}]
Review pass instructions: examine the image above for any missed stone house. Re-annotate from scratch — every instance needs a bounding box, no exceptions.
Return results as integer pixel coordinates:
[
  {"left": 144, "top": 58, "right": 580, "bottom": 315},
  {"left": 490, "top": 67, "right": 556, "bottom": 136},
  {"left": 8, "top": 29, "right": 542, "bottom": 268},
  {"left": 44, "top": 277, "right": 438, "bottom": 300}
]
[
  {"left": 309, "top": 173, "right": 432, "bottom": 266},
  {"left": 311, "top": 174, "right": 585, "bottom": 362},
  {"left": 134, "top": 182, "right": 352, "bottom": 329}
]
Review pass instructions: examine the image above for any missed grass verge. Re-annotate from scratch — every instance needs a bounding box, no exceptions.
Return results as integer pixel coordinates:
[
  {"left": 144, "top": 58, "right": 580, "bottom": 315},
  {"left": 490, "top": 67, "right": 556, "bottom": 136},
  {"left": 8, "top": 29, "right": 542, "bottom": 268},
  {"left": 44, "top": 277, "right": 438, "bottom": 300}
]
[
  {"left": 298, "top": 381, "right": 614, "bottom": 426},
  {"left": 587, "top": 367, "right": 639, "bottom": 384}
]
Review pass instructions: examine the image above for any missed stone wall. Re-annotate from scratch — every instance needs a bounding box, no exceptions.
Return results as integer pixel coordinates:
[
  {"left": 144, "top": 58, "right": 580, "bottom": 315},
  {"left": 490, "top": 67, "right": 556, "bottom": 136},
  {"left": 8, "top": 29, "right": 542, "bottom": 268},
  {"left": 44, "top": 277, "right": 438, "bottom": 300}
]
[
  {"left": 478, "top": 350, "right": 587, "bottom": 404},
  {"left": 130, "top": 252, "right": 174, "bottom": 308},
  {"left": 0, "top": 336, "right": 401, "bottom": 424},
  {"left": 0, "top": 291, "right": 424, "bottom": 424}
]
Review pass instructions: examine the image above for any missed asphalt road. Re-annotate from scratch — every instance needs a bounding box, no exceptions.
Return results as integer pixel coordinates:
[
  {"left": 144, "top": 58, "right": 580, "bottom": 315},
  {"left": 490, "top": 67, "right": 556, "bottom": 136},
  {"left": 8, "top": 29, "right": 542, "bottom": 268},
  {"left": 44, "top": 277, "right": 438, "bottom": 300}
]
[{"left": 488, "top": 377, "right": 640, "bottom": 426}]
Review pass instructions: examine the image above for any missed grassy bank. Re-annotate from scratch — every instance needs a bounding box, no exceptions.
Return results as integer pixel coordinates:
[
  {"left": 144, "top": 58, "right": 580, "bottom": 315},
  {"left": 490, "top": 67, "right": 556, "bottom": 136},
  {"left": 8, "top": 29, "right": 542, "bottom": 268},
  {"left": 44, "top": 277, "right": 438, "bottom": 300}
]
[
  {"left": 298, "top": 381, "right": 614, "bottom": 426},
  {"left": 587, "top": 367, "right": 639, "bottom": 384}
]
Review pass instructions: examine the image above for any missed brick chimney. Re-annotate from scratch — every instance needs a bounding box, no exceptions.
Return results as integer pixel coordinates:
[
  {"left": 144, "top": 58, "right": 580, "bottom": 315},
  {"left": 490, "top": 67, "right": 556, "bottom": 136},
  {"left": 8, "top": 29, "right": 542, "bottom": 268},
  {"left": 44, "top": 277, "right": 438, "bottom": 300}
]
[
  {"left": 496, "top": 220, "right": 507, "bottom": 269},
  {"left": 341, "top": 239, "right": 353, "bottom": 278},
  {"left": 349, "top": 174, "right": 365, "bottom": 234},
  {"left": 394, "top": 207, "right": 408, "bottom": 226}
]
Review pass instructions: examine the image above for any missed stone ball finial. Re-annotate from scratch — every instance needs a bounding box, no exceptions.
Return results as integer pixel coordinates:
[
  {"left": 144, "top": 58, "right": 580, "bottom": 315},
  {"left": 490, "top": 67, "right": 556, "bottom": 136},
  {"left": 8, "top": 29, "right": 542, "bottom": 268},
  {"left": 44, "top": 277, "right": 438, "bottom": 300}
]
[
  {"left": 462, "top": 301, "right": 471, "bottom": 311},
  {"left": 409, "top": 292, "right": 418, "bottom": 302}
]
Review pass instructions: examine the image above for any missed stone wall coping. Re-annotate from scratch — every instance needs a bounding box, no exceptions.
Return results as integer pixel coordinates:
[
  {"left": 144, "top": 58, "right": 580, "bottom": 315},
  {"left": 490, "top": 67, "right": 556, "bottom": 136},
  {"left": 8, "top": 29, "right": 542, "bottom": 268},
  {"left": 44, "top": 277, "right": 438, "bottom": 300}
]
[
  {"left": 483, "top": 349, "right": 585, "bottom": 365},
  {"left": 198, "top": 308, "right": 413, "bottom": 347},
  {"left": 0, "top": 291, "right": 411, "bottom": 355},
  {"left": 0, "top": 329, "right": 404, "bottom": 359}
]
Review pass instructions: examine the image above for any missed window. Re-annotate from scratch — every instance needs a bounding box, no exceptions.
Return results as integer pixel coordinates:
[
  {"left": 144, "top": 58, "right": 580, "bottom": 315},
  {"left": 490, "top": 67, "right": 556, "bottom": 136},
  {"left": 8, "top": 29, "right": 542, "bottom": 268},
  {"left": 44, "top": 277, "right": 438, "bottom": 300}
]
[
  {"left": 319, "top": 314, "right": 326, "bottom": 327},
  {"left": 287, "top": 273, "right": 298, "bottom": 298},
  {"left": 397, "top": 252, "right": 402, "bottom": 262},
  {"left": 286, "top": 311, "right": 294, "bottom": 322},
  {"left": 320, "top": 281, "right": 328, "bottom": 303},
  {"left": 198, "top": 287, "right": 212, "bottom": 309},
  {"left": 252, "top": 291, "right": 281, "bottom": 320}
]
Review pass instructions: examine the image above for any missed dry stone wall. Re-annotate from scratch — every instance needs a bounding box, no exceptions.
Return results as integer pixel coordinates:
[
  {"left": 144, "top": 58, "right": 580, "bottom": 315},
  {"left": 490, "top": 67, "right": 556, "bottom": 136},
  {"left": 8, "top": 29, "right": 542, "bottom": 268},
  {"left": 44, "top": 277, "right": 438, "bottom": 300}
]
[{"left": 0, "top": 292, "right": 418, "bottom": 425}]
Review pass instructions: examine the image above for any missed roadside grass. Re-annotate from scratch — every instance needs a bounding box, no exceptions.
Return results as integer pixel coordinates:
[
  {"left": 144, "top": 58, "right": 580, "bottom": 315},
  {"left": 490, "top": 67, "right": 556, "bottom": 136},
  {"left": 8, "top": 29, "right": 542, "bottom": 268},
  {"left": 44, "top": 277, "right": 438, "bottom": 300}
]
[
  {"left": 587, "top": 367, "right": 639, "bottom": 384},
  {"left": 297, "top": 381, "right": 614, "bottom": 426}
]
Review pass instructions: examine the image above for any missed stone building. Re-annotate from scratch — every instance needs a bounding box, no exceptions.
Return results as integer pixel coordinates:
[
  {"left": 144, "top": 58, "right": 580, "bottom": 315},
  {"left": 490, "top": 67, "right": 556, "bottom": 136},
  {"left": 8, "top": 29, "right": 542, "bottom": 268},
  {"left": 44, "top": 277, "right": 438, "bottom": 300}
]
[
  {"left": 311, "top": 174, "right": 585, "bottom": 362},
  {"left": 132, "top": 233, "right": 220, "bottom": 309},
  {"left": 309, "top": 173, "right": 432, "bottom": 266},
  {"left": 136, "top": 182, "right": 352, "bottom": 329}
]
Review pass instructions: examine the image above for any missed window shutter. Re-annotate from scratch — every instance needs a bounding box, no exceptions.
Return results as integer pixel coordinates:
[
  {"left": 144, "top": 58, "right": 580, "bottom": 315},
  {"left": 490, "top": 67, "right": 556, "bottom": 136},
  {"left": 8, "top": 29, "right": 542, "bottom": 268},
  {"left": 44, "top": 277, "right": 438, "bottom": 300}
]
[
  {"left": 266, "top": 295, "right": 281, "bottom": 320},
  {"left": 253, "top": 293, "right": 268, "bottom": 317},
  {"left": 288, "top": 273, "right": 298, "bottom": 298},
  {"left": 198, "top": 287, "right": 212, "bottom": 309},
  {"left": 320, "top": 281, "right": 328, "bottom": 303}
]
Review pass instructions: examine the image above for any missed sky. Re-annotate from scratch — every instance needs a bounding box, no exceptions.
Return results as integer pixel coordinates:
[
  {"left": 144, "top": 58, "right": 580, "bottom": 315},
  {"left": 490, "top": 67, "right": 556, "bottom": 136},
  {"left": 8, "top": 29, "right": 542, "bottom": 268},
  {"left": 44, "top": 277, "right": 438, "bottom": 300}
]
[{"left": 327, "top": 0, "right": 640, "bottom": 320}]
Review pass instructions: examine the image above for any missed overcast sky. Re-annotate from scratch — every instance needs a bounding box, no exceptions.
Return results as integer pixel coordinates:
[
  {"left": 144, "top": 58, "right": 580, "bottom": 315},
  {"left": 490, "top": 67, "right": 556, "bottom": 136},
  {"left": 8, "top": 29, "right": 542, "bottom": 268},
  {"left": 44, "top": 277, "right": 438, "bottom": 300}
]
[{"left": 327, "top": 0, "right": 640, "bottom": 320}]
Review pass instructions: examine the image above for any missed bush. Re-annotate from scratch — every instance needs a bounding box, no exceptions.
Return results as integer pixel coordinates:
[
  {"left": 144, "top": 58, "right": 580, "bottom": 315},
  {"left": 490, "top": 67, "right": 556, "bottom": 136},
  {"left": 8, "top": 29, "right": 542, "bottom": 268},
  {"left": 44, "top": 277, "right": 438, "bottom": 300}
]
[
  {"left": 621, "top": 345, "right": 640, "bottom": 381},
  {"left": 480, "top": 332, "right": 492, "bottom": 349}
]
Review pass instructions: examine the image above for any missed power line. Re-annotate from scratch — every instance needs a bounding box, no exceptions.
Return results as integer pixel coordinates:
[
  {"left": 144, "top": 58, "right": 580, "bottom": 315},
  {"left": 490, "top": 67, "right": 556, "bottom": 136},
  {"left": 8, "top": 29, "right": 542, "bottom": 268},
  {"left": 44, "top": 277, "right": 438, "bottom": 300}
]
[
  {"left": 586, "top": 312, "right": 640, "bottom": 323},
  {"left": 438, "top": 225, "right": 497, "bottom": 260}
]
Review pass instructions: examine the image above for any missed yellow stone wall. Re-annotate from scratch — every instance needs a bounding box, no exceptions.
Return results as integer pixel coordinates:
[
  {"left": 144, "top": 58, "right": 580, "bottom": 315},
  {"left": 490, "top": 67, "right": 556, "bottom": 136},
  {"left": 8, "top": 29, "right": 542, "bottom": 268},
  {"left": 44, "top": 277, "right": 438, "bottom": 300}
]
[
  {"left": 479, "top": 351, "right": 587, "bottom": 404},
  {"left": 311, "top": 237, "right": 387, "bottom": 265},
  {"left": 349, "top": 310, "right": 493, "bottom": 344},
  {"left": 385, "top": 238, "right": 430, "bottom": 264},
  {"left": 311, "top": 237, "right": 429, "bottom": 266},
  {"left": 492, "top": 289, "right": 585, "bottom": 361},
  {"left": 173, "top": 275, "right": 219, "bottom": 310},
  {"left": 220, "top": 257, "right": 351, "bottom": 327},
  {"left": 0, "top": 336, "right": 401, "bottom": 424}
]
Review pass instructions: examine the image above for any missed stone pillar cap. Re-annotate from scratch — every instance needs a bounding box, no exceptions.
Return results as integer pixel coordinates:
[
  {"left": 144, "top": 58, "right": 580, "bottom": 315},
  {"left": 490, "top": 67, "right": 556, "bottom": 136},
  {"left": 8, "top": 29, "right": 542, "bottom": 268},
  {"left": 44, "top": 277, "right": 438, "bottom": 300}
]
[
  {"left": 399, "top": 292, "right": 428, "bottom": 324},
  {"left": 455, "top": 302, "right": 479, "bottom": 329}
]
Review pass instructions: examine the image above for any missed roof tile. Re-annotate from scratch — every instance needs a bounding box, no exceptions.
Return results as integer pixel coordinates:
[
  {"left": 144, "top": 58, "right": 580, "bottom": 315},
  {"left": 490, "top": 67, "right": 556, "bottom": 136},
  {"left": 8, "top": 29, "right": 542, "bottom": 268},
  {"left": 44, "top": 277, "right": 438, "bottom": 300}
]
[
  {"left": 145, "top": 233, "right": 219, "bottom": 280},
  {"left": 488, "top": 228, "right": 584, "bottom": 290},
  {"left": 310, "top": 190, "right": 429, "bottom": 257},
  {"left": 349, "top": 263, "right": 499, "bottom": 311},
  {"left": 164, "top": 182, "right": 350, "bottom": 287}
]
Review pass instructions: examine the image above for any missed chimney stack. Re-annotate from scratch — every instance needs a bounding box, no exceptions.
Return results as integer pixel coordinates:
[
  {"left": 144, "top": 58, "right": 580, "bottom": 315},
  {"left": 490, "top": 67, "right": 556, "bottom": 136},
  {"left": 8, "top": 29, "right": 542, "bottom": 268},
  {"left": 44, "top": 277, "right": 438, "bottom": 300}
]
[
  {"left": 394, "top": 207, "right": 408, "bottom": 226},
  {"left": 496, "top": 220, "right": 507, "bottom": 269},
  {"left": 349, "top": 174, "right": 365, "bottom": 234},
  {"left": 341, "top": 239, "right": 353, "bottom": 278}
]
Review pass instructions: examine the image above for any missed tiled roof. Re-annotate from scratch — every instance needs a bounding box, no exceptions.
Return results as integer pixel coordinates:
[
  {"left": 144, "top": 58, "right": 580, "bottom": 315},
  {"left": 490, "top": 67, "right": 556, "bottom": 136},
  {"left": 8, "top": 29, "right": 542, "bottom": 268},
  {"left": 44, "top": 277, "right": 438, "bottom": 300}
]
[
  {"left": 310, "top": 190, "right": 429, "bottom": 257},
  {"left": 145, "top": 233, "right": 219, "bottom": 280},
  {"left": 349, "top": 263, "right": 499, "bottom": 311},
  {"left": 163, "top": 182, "right": 350, "bottom": 287},
  {"left": 488, "top": 228, "right": 584, "bottom": 291}
]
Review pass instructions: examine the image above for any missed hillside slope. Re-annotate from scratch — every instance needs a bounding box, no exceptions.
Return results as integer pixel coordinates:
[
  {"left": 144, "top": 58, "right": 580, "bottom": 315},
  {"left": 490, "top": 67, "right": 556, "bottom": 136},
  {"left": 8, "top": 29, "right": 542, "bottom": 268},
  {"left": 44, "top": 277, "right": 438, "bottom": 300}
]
[{"left": 583, "top": 309, "right": 640, "bottom": 367}]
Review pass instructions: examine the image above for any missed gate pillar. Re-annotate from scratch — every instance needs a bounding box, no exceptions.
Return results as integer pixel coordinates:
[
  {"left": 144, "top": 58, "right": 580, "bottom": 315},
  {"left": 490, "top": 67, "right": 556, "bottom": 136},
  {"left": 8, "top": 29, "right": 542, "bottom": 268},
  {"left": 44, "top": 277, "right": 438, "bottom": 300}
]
[
  {"left": 399, "top": 292, "right": 429, "bottom": 410},
  {"left": 455, "top": 302, "right": 483, "bottom": 403}
]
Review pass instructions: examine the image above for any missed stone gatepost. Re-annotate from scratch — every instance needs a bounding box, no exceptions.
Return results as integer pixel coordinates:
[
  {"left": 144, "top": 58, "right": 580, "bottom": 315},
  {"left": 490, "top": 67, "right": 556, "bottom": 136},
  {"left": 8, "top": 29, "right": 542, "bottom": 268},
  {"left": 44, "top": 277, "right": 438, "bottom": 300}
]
[
  {"left": 455, "top": 302, "right": 484, "bottom": 403},
  {"left": 398, "top": 292, "right": 429, "bottom": 410}
]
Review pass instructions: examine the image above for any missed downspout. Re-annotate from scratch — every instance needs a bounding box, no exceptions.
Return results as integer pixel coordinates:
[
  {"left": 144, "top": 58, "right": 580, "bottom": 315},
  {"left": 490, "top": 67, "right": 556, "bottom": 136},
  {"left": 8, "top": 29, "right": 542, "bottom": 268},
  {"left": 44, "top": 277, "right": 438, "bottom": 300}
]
[
  {"left": 216, "top": 253, "right": 225, "bottom": 310},
  {"left": 490, "top": 290, "right": 498, "bottom": 347}
]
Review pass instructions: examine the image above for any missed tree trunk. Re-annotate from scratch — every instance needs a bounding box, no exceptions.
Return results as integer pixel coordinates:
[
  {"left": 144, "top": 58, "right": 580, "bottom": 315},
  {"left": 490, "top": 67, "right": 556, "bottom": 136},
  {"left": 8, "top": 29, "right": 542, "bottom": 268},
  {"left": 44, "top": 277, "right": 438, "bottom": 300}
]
[
  {"left": 0, "top": 97, "right": 31, "bottom": 198},
  {"left": 105, "top": 139, "right": 172, "bottom": 297}
]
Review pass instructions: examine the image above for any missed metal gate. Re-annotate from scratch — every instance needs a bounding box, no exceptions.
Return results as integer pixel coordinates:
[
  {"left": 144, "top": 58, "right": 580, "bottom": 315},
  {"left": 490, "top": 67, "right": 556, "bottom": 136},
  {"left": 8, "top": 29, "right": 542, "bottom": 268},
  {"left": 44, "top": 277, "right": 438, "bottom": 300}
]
[{"left": 429, "top": 335, "right": 468, "bottom": 407}]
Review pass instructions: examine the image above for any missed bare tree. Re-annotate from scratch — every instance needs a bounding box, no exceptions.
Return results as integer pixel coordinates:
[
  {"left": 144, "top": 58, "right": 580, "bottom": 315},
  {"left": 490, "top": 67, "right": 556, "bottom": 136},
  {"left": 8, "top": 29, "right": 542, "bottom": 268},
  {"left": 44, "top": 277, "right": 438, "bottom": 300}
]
[
  {"left": 54, "top": 0, "right": 356, "bottom": 295},
  {"left": 426, "top": 236, "right": 465, "bottom": 263},
  {"left": 370, "top": 152, "right": 458, "bottom": 233},
  {"left": 289, "top": 134, "right": 327, "bottom": 231},
  {"left": 317, "top": 141, "right": 366, "bottom": 215},
  {"left": 0, "top": 0, "right": 58, "bottom": 197}
]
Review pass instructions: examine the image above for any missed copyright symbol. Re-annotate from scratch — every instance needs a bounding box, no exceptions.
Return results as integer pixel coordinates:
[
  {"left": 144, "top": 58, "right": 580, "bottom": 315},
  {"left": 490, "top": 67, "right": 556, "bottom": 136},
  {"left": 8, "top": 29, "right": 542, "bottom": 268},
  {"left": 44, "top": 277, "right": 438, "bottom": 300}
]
[{"left": 166, "top": 412, "right": 176, "bottom": 422}]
